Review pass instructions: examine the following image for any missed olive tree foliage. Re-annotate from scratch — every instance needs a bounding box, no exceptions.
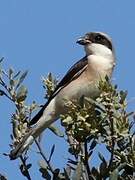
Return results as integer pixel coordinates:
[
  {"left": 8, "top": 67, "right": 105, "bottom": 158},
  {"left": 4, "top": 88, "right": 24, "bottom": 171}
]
[{"left": 0, "top": 59, "right": 135, "bottom": 180}]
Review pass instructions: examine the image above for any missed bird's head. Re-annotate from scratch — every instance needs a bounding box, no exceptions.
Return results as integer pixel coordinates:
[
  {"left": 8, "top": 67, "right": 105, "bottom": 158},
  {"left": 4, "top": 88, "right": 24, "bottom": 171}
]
[{"left": 76, "top": 32, "right": 114, "bottom": 59}]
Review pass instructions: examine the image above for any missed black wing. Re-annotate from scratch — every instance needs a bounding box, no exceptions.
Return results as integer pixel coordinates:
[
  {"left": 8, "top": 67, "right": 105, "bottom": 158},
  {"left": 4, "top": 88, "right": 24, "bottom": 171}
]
[{"left": 29, "top": 56, "right": 88, "bottom": 126}]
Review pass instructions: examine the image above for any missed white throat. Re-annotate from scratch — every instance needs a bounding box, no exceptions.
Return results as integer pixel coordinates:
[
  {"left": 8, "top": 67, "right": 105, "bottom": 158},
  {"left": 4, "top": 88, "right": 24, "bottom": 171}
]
[
  {"left": 84, "top": 43, "right": 114, "bottom": 60},
  {"left": 85, "top": 43, "right": 115, "bottom": 78}
]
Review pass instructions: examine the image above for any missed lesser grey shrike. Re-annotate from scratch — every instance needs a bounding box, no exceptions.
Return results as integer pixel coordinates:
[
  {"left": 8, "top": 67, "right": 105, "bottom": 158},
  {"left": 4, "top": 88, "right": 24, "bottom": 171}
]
[{"left": 10, "top": 32, "right": 116, "bottom": 160}]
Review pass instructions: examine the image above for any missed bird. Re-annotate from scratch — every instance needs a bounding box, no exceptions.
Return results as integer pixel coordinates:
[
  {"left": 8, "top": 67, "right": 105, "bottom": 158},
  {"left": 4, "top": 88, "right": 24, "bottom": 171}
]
[{"left": 9, "top": 32, "right": 116, "bottom": 160}]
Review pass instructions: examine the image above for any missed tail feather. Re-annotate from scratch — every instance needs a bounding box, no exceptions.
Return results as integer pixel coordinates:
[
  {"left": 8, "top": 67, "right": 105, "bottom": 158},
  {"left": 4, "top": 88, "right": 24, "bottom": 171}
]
[
  {"left": 9, "top": 117, "right": 58, "bottom": 160},
  {"left": 9, "top": 98, "right": 58, "bottom": 160},
  {"left": 9, "top": 130, "right": 34, "bottom": 160}
]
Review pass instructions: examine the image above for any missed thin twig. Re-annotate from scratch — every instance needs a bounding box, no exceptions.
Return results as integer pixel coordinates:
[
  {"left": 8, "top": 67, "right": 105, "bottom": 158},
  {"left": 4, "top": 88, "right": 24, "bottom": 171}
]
[
  {"left": 108, "top": 110, "right": 115, "bottom": 169},
  {"left": 35, "top": 140, "right": 63, "bottom": 179},
  {"left": 35, "top": 139, "right": 54, "bottom": 174},
  {"left": 79, "top": 143, "right": 89, "bottom": 180},
  {"left": 0, "top": 89, "right": 13, "bottom": 101},
  {"left": 130, "top": 135, "right": 135, "bottom": 167},
  {"left": 20, "top": 156, "right": 31, "bottom": 180},
  {"left": 0, "top": 77, "right": 11, "bottom": 95},
  {"left": 0, "top": 77, "right": 15, "bottom": 102},
  {"left": 84, "top": 141, "right": 91, "bottom": 179},
  {"left": 66, "top": 130, "right": 79, "bottom": 159}
]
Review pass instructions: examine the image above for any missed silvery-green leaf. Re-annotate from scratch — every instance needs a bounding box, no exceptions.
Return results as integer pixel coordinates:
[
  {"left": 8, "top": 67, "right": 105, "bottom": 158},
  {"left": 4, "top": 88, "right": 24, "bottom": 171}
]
[
  {"left": 15, "top": 70, "right": 28, "bottom": 89},
  {"left": 109, "top": 169, "right": 118, "bottom": 180},
  {"left": 119, "top": 90, "right": 127, "bottom": 104},
  {"left": 13, "top": 71, "right": 21, "bottom": 79},
  {"left": 9, "top": 67, "right": 14, "bottom": 79},
  {"left": 38, "top": 160, "right": 51, "bottom": 180},
  {"left": 0, "top": 57, "right": 4, "bottom": 63},
  {"left": 26, "top": 164, "right": 32, "bottom": 169},
  {"left": 48, "top": 72, "right": 53, "bottom": 81},
  {"left": 72, "top": 162, "right": 83, "bottom": 180},
  {"left": 64, "top": 166, "right": 71, "bottom": 179},
  {"left": 61, "top": 116, "right": 73, "bottom": 126},
  {"left": 38, "top": 160, "right": 47, "bottom": 169},
  {"left": 39, "top": 168, "right": 51, "bottom": 179},
  {"left": 16, "top": 85, "right": 28, "bottom": 102},
  {"left": 10, "top": 79, "right": 15, "bottom": 87}
]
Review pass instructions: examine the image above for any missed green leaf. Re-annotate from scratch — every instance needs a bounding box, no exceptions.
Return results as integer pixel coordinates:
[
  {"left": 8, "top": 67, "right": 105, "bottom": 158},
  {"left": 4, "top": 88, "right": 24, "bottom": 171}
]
[
  {"left": 15, "top": 70, "right": 28, "bottom": 89},
  {"left": 38, "top": 160, "right": 51, "bottom": 179},
  {"left": 119, "top": 90, "right": 127, "bottom": 104},
  {"left": 38, "top": 160, "right": 47, "bottom": 169},
  {"left": 9, "top": 67, "right": 14, "bottom": 79},
  {"left": 49, "top": 125, "right": 64, "bottom": 137},
  {"left": 0, "top": 57, "right": 4, "bottom": 64},
  {"left": 79, "top": 95, "right": 85, "bottom": 108},
  {"left": 39, "top": 168, "right": 51, "bottom": 179},
  {"left": 53, "top": 169, "right": 60, "bottom": 178},
  {"left": 20, "top": 163, "right": 32, "bottom": 179},
  {"left": 16, "top": 85, "right": 28, "bottom": 102},
  {"left": 72, "top": 162, "right": 83, "bottom": 180},
  {"left": 48, "top": 72, "right": 53, "bottom": 81},
  {"left": 109, "top": 169, "right": 118, "bottom": 180},
  {"left": 13, "top": 71, "right": 21, "bottom": 79},
  {"left": 26, "top": 164, "right": 32, "bottom": 169},
  {"left": 10, "top": 79, "right": 15, "bottom": 87},
  {"left": 61, "top": 116, "right": 73, "bottom": 126},
  {"left": 64, "top": 166, "right": 71, "bottom": 179}
]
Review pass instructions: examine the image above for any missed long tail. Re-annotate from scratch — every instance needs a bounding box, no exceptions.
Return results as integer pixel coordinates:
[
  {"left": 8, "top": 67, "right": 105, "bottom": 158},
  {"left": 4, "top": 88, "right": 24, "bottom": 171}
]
[
  {"left": 9, "top": 130, "right": 34, "bottom": 160},
  {"left": 9, "top": 98, "right": 58, "bottom": 160}
]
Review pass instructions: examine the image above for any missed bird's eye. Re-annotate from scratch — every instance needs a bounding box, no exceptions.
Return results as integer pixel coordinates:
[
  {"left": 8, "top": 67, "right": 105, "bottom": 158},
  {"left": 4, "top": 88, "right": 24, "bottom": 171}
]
[{"left": 95, "top": 35, "right": 103, "bottom": 41}]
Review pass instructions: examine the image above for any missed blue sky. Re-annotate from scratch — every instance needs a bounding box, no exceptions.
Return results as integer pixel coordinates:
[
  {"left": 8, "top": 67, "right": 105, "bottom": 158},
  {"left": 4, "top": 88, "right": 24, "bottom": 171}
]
[{"left": 0, "top": 0, "right": 135, "bottom": 179}]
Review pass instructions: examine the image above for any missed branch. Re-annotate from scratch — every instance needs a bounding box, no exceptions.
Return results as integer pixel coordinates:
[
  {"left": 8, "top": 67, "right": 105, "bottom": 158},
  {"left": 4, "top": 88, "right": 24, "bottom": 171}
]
[
  {"left": 84, "top": 140, "right": 91, "bottom": 178},
  {"left": 108, "top": 110, "right": 115, "bottom": 170},
  {"left": 20, "top": 156, "right": 31, "bottom": 180},
  {"left": 0, "top": 89, "right": 13, "bottom": 102},
  {"left": 35, "top": 140, "right": 54, "bottom": 174}
]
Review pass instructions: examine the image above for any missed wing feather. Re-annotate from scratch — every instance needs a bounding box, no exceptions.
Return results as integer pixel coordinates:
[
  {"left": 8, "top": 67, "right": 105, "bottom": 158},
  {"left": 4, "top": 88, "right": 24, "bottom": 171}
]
[{"left": 29, "top": 56, "right": 88, "bottom": 126}]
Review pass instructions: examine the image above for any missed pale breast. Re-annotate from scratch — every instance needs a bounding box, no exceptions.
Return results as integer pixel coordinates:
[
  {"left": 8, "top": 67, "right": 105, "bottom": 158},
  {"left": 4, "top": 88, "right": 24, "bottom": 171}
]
[
  {"left": 54, "top": 55, "right": 114, "bottom": 113},
  {"left": 55, "top": 70, "right": 100, "bottom": 112},
  {"left": 87, "top": 55, "right": 114, "bottom": 79}
]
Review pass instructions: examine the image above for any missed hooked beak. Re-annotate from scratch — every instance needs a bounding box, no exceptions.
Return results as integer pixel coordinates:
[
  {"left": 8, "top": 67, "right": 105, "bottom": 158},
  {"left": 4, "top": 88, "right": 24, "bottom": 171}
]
[{"left": 76, "top": 37, "right": 92, "bottom": 45}]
